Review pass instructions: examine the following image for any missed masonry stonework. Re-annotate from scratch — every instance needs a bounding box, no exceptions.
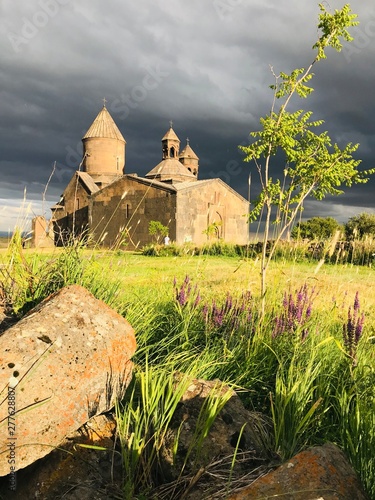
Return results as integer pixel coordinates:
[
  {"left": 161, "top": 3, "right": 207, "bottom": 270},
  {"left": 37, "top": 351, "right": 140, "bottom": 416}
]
[{"left": 52, "top": 105, "right": 249, "bottom": 248}]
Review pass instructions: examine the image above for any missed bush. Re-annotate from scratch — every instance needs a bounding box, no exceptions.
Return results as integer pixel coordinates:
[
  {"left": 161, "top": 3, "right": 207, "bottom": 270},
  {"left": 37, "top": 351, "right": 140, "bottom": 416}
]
[
  {"left": 345, "top": 212, "right": 375, "bottom": 240},
  {"left": 291, "top": 217, "right": 342, "bottom": 240},
  {"left": 141, "top": 242, "right": 252, "bottom": 258}
]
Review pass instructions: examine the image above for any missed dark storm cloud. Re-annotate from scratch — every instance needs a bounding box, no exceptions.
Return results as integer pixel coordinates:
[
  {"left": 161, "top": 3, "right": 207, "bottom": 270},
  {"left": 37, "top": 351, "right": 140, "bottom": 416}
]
[{"left": 0, "top": 0, "right": 374, "bottom": 230}]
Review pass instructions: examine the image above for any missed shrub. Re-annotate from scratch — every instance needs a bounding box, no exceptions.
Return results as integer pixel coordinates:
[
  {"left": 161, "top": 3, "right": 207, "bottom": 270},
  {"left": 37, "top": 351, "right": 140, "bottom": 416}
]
[
  {"left": 345, "top": 212, "right": 375, "bottom": 240},
  {"left": 291, "top": 217, "right": 342, "bottom": 240}
]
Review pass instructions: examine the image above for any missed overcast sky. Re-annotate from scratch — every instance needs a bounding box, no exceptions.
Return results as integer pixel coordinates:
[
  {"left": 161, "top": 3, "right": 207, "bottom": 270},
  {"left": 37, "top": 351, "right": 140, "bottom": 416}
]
[{"left": 0, "top": 0, "right": 374, "bottom": 233}]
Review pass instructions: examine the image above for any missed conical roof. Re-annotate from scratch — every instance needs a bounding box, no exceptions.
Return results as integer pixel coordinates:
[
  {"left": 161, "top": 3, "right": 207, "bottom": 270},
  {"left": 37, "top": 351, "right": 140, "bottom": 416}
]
[
  {"left": 162, "top": 126, "right": 180, "bottom": 142},
  {"left": 82, "top": 105, "right": 126, "bottom": 142},
  {"left": 145, "top": 158, "right": 196, "bottom": 181},
  {"left": 179, "top": 141, "right": 199, "bottom": 160}
]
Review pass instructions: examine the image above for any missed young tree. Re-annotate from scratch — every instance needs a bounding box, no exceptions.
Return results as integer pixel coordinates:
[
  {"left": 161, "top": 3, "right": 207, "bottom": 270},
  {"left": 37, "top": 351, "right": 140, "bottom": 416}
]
[
  {"left": 291, "top": 217, "right": 342, "bottom": 240},
  {"left": 148, "top": 220, "right": 169, "bottom": 243},
  {"left": 345, "top": 212, "right": 375, "bottom": 240},
  {"left": 203, "top": 221, "right": 222, "bottom": 241},
  {"left": 240, "top": 4, "right": 374, "bottom": 311}
]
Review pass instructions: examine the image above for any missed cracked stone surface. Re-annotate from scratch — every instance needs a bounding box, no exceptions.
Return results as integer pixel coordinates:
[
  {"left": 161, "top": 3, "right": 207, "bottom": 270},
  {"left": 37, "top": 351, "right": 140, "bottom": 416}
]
[
  {"left": 0, "top": 285, "right": 136, "bottom": 476},
  {"left": 226, "top": 443, "right": 368, "bottom": 500}
]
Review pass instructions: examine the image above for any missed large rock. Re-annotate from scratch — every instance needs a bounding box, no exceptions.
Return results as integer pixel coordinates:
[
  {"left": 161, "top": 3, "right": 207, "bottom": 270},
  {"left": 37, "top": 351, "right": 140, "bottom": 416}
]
[
  {"left": 0, "top": 413, "right": 123, "bottom": 499},
  {"left": 158, "top": 378, "right": 273, "bottom": 498},
  {"left": 227, "top": 442, "right": 368, "bottom": 500},
  {"left": 0, "top": 285, "right": 136, "bottom": 476}
]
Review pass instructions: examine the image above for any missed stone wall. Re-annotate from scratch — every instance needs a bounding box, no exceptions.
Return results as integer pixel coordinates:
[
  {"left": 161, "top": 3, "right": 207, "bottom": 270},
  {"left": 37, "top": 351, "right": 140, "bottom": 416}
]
[
  {"left": 90, "top": 176, "right": 177, "bottom": 248},
  {"left": 52, "top": 174, "right": 91, "bottom": 244},
  {"left": 60, "top": 174, "right": 91, "bottom": 215},
  {"left": 53, "top": 207, "right": 89, "bottom": 245},
  {"left": 83, "top": 137, "right": 125, "bottom": 176},
  {"left": 30, "top": 217, "right": 54, "bottom": 248},
  {"left": 175, "top": 179, "right": 249, "bottom": 245},
  {"left": 52, "top": 174, "right": 249, "bottom": 249}
]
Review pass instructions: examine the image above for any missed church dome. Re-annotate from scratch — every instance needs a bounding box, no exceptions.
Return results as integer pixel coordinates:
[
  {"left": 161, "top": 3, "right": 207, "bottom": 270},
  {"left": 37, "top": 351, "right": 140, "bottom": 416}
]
[
  {"left": 146, "top": 125, "right": 197, "bottom": 183},
  {"left": 82, "top": 105, "right": 126, "bottom": 142},
  {"left": 82, "top": 104, "right": 126, "bottom": 179},
  {"left": 145, "top": 158, "right": 196, "bottom": 183}
]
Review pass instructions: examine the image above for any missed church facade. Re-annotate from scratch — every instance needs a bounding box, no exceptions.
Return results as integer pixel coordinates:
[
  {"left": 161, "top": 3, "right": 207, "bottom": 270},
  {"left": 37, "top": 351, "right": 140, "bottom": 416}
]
[{"left": 51, "top": 105, "right": 249, "bottom": 248}]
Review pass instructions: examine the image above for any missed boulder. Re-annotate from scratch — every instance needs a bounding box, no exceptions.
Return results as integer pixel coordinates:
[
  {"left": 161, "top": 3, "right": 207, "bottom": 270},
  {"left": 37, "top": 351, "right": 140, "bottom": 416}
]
[
  {"left": 158, "top": 378, "right": 274, "bottom": 498},
  {"left": 0, "top": 413, "right": 123, "bottom": 499},
  {"left": 226, "top": 442, "right": 368, "bottom": 500},
  {"left": 0, "top": 285, "right": 136, "bottom": 477}
]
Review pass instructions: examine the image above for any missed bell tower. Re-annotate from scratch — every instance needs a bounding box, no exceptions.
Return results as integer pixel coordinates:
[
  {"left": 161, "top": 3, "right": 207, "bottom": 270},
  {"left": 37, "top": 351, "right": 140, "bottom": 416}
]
[
  {"left": 162, "top": 122, "right": 180, "bottom": 159},
  {"left": 179, "top": 138, "right": 199, "bottom": 178},
  {"left": 145, "top": 124, "right": 196, "bottom": 183}
]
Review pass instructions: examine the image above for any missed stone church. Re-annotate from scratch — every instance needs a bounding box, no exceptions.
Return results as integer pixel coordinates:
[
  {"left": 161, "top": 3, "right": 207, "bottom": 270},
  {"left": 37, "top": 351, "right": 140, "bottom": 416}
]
[{"left": 51, "top": 105, "right": 249, "bottom": 248}]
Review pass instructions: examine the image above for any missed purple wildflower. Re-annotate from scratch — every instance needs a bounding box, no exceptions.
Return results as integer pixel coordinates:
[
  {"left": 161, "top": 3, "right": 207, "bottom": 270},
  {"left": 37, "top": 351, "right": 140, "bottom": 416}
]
[
  {"left": 177, "top": 287, "right": 187, "bottom": 306},
  {"left": 273, "top": 284, "right": 316, "bottom": 339},
  {"left": 224, "top": 294, "right": 233, "bottom": 314},
  {"left": 201, "top": 289, "right": 254, "bottom": 337},
  {"left": 306, "top": 304, "right": 312, "bottom": 320},
  {"left": 213, "top": 308, "right": 224, "bottom": 327},
  {"left": 203, "top": 303, "right": 208, "bottom": 320},
  {"left": 343, "top": 292, "right": 365, "bottom": 365},
  {"left": 174, "top": 275, "right": 199, "bottom": 308},
  {"left": 354, "top": 291, "right": 360, "bottom": 312},
  {"left": 194, "top": 293, "right": 202, "bottom": 308}
]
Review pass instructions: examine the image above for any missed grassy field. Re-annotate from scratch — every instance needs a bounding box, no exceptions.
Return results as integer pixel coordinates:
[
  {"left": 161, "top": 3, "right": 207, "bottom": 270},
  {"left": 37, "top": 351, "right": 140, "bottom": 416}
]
[
  {"left": 62, "top": 250, "right": 375, "bottom": 326},
  {"left": 103, "top": 252, "right": 375, "bottom": 304},
  {"left": 0, "top": 237, "right": 10, "bottom": 249},
  {"left": 1, "top": 242, "right": 375, "bottom": 498},
  {"left": 4, "top": 245, "right": 375, "bottom": 313}
]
